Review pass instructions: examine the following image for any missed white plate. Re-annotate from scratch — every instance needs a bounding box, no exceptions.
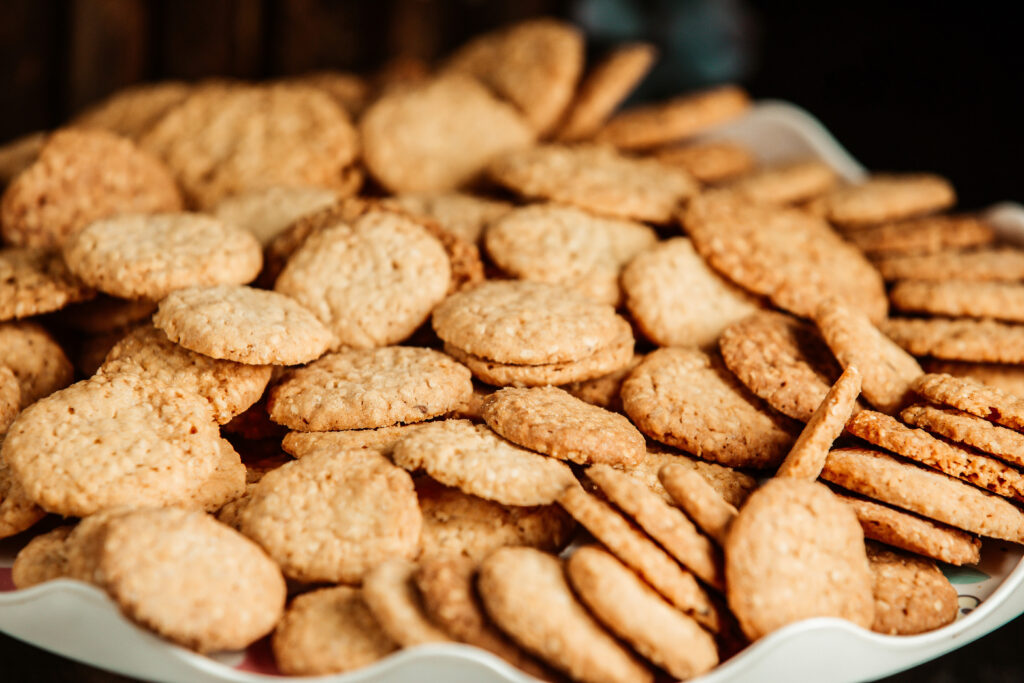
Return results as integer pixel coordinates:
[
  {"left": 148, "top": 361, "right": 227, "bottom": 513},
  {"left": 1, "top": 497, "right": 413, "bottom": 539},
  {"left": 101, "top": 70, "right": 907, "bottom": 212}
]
[{"left": 3, "top": 101, "right": 1024, "bottom": 683}]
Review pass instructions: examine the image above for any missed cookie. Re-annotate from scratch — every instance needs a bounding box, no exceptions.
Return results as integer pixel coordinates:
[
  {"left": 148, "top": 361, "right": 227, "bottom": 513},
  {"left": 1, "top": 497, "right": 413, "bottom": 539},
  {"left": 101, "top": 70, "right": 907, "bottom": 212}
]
[
  {"left": 557, "top": 484, "right": 718, "bottom": 631},
  {"left": 11, "top": 525, "right": 73, "bottom": 588},
  {"left": 272, "top": 586, "right": 397, "bottom": 676},
  {"left": 813, "top": 297, "right": 922, "bottom": 413},
  {"left": 239, "top": 449, "right": 420, "bottom": 584},
  {"left": 275, "top": 209, "right": 451, "bottom": 349},
  {"left": 416, "top": 478, "right": 574, "bottom": 562},
  {"left": 622, "top": 237, "right": 760, "bottom": 348},
  {"left": 477, "top": 547, "right": 653, "bottom": 683},
  {"left": 622, "top": 348, "right": 796, "bottom": 469},
  {"left": 722, "top": 159, "right": 838, "bottom": 205},
  {"left": 810, "top": 173, "right": 955, "bottom": 227},
  {"left": 153, "top": 285, "right": 333, "bottom": 365},
  {"left": 489, "top": 144, "right": 698, "bottom": 223},
  {"left": 98, "top": 324, "right": 272, "bottom": 425},
  {"left": 213, "top": 185, "right": 343, "bottom": 246},
  {"left": 62, "top": 212, "right": 262, "bottom": 301},
  {"left": 484, "top": 203, "right": 657, "bottom": 305},
  {"left": 588, "top": 464, "right": 723, "bottom": 590},
  {"left": 0, "top": 458, "right": 45, "bottom": 538},
  {"left": 776, "top": 366, "right": 862, "bottom": 480},
  {"left": 724, "top": 478, "right": 875, "bottom": 641},
  {"left": 821, "top": 447, "right": 1024, "bottom": 542},
  {"left": 1, "top": 372, "right": 241, "bottom": 517},
  {"left": 882, "top": 317, "right": 1024, "bottom": 364},
  {"left": 562, "top": 353, "right": 644, "bottom": 412},
  {"left": 654, "top": 140, "right": 757, "bottom": 184},
  {"left": 556, "top": 42, "right": 657, "bottom": 141},
  {"left": 595, "top": 85, "right": 750, "bottom": 149},
  {"left": 0, "top": 131, "right": 45, "bottom": 186},
  {"left": 913, "top": 372, "right": 1024, "bottom": 431},
  {"left": 481, "top": 386, "right": 645, "bottom": 467},
  {"left": 923, "top": 360, "right": 1024, "bottom": 397},
  {"left": 866, "top": 543, "right": 958, "bottom": 635},
  {"left": 282, "top": 424, "right": 427, "bottom": 458},
  {"left": 683, "top": 191, "right": 888, "bottom": 323},
  {"left": 390, "top": 420, "right": 575, "bottom": 507},
  {"left": 719, "top": 311, "right": 843, "bottom": 422},
  {"left": 567, "top": 546, "right": 719, "bottom": 680},
  {"left": 890, "top": 280, "right": 1024, "bottom": 322},
  {"left": 0, "top": 366, "right": 17, "bottom": 434},
  {"left": 834, "top": 491, "right": 981, "bottom": 566},
  {"left": 360, "top": 74, "right": 535, "bottom": 193},
  {"left": 658, "top": 462, "right": 739, "bottom": 546},
  {"left": 268, "top": 347, "right": 472, "bottom": 431},
  {"left": 0, "top": 128, "right": 183, "bottom": 248},
  {"left": 94, "top": 507, "right": 286, "bottom": 653},
  {"left": 0, "top": 247, "right": 95, "bottom": 321},
  {"left": 72, "top": 81, "right": 192, "bottom": 140},
  {"left": 362, "top": 558, "right": 450, "bottom": 646},
  {"left": 444, "top": 18, "right": 584, "bottom": 135},
  {"left": 382, "top": 192, "right": 512, "bottom": 244},
  {"left": 874, "top": 247, "right": 1024, "bottom": 282},
  {"left": 847, "top": 409, "right": 1024, "bottom": 503},
  {"left": 140, "top": 84, "right": 359, "bottom": 209},
  {"left": 636, "top": 445, "right": 758, "bottom": 509},
  {"left": 844, "top": 214, "right": 995, "bottom": 256},
  {"left": 902, "top": 403, "right": 1024, "bottom": 467}
]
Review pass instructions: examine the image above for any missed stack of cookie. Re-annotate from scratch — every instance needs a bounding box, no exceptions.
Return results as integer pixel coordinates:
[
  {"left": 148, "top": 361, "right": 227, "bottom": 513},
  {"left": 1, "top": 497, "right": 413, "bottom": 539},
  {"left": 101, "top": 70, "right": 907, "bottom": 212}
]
[{"left": 2, "top": 15, "right": 1024, "bottom": 683}]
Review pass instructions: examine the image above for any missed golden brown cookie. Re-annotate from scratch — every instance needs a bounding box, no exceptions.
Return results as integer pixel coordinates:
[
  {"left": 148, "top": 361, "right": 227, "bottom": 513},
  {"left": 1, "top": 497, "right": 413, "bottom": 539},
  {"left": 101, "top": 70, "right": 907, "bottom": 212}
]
[
  {"left": 622, "top": 348, "right": 796, "bottom": 469},
  {"left": 882, "top": 317, "right": 1024, "bottom": 364},
  {"left": 724, "top": 478, "right": 875, "bottom": 641},
  {"left": 0, "top": 247, "right": 95, "bottom": 321},
  {"left": 810, "top": 173, "right": 956, "bottom": 227},
  {"left": 622, "top": 237, "right": 761, "bottom": 348},
  {"left": 0, "top": 131, "right": 45, "bottom": 187},
  {"left": 0, "top": 321, "right": 73, "bottom": 409},
  {"left": 481, "top": 386, "right": 645, "bottom": 467},
  {"left": 683, "top": 192, "right": 888, "bottom": 323},
  {"left": 874, "top": 247, "right": 1024, "bottom": 282},
  {"left": 902, "top": 403, "right": 1024, "bottom": 468},
  {"left": 0, "top": 366, "right": 17, "bottom": 434},
  {"left": 845, "top": 214, "right": 995, "bottom": 256},
  {"left": 890, "top": 280, "right": 1024, "bottom": 322},
  {"left": 477, "top": 547, "right": 653, "bottom": 683},
  {"left": 562, "top": 353, "right": 644, "bottom": 412},
  {"left": 923, "top": 360, "right": 1024, "bottom": 397},
  {"left": 0, "top": 128, "right": 182, "bottom": 247},
  {"left": 636, "top": 445, "right": 757, "bottom": 509},
  {"left": 0, "top": 458, "right": 45, "bottom": 538},
  {"left": 722, "top": 159, "right": 838, "bottom": 205},
  {"left": 72, "top": 81, "right": 192, "bottom": 140},
  {"left": 11, "top": 525, "right": 73, "bottom": 588},
  {"left": 595, "top": 85, "right": 750, "bottom": 149},
  {"left": 866, "top": 542, "right": 958, "bottom": 636},
  {"left": 659, "top": 462, "right": 739, "bottom": 546},
  {"left": 282, "top": 424, "right": 427, "bottom": 459},
  {"left": 913, "top": 372, "right": 1024, "bottom": 431},
  {"left": 381, "top": 192, "right": 512, "bottom": 245},
  {"left": 362, "top": 558, "right": 450, "bottom": 646},
  {"left": 654, "top": 140, "right": 757, "bottom": 184},
  {"left": 212, "top": 185, "right": 343, "bottom": 246},
  {"left": 489, "top": 144, "right": 698, "bottom": 223}
]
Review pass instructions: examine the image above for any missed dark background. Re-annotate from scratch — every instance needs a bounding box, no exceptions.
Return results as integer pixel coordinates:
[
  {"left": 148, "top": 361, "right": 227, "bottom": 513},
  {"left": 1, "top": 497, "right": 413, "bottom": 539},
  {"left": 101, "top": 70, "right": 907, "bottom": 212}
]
[{"left": 2, "top": 0, "right": 1023, "bottom": 680}]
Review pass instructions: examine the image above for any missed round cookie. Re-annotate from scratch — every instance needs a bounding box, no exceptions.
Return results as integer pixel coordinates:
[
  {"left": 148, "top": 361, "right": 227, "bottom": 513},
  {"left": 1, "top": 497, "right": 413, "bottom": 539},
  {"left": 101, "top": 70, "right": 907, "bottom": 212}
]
[
  {"left": 719, "top": 311, "right": 843, "bottom": 422},
  {"left": 267, "top": 346, "right": 472, "bottom": 431},
  {"left": 275, "top": 210, "right": 451, "bottom": 349},
  {"left": 595, "top": 84, "right": 750, "bottom": 149},
  {"left": 874, "top": 247, "right": 1024, "bottom": 282},
  {"left": 683, "top": 191, "right": 888, "bottom": 323},
  {"left": 360, "top": 74, "right": 534, "bottom": 193},
  {"left": 902, "top": 403, "right": 1024, "bottom": 468},
  {"left": 99, "top": 324, "right": 272, "bottom": 424},
  {"left": 722, "top": 159, "right": 838, "bottom": 205},
  {"left": 622, "top": 237, "right": 760, "bottom": 348},
  {"left": 282, "top": 424, "right": 426, "bottom": 459},
  {"left": 416, "top": 477, "right": 575, "bottom": 562},
  {"left": 11, "top": 525, "right": 73, "bottom": 588},
  {"left": 724, "top": 478, "right": 875, "bottom": 641},
  {"left": 72, "top": 81, "right": 192, "bottom": 140},
  {"left": 912, "top": 372, "right": 1024, "bottom": 432},
  {"left": 272, "top": 585, "right": 397, "bottom": 676},
  {"left": 433, "top": 280, "right": 630, "bottom": 365},
  {"left": 0, "top": 247, "right": 95, "bottom": 321},
  {"left": 361, "top": 558, "right": 451, "bottom": 646},
  {"left": 866, "top": 542, "right": 958, "bottom": 635},
  {"left": 481, "top": 386, "right": 645, "bottom": 466},
  {"left": 153, "top": 285, "right": 333, "bottom": 365},
  {"left": 622, "top": 348, "right": 796, "bottom": 469},
  {"left": 1, "top": 372, "right": 241, "bottom": 517},
  {"left": 212, "top": 184, "right": 342, "bottom": 246},
  {"left": 477, "top": 547, "right": 653, "bottom": 683},
  {"left": 810, "top": 173, "right": 955, "bottom": 227},
  {"left": 139, "top": 84, "right": 359, "bottom": 209},
  {"left": 390, "top": 420, "right": 576, "bottom": 507},
  {"left": 890, "top": 280, "right": 1024, "bottom": 323},
  {"left": 556, "top": 42, "right": 657, "bottom": 142},
  {"left": 0, "top": 127, "right": 183, "bottom": 248},
  {"left": 654, "top": 140, "right": 757, "bottom": 184},
  {"left": 567, "top": 546, "right": 719, "bottom": 680},
  {"left": 382, "top": 192, "right": 512, "bottom": 245},
  {"left": 630, "top": 445, "right": 758, "bottom": 508},
  {"left": 62, "top": 212, "right": 262, "bottom": 301},
  {"left": 238, "top": 449, "right": 421, "bottom": 584},
  {"left": 845, "top": 214, "right": 995, "bottom": 257},
  {"left": 94, "top": 507, "right": 286, "bottom": 653},
  {"left": 882, "top": 318, "right": 1024, "bottom": 365},
  {"left": 489, "top": 144, "right": 698, "bottom": 223},
  {"left": 484, "top": 203, "right": 657, "bottom": 305},
  {"left": 0, "top": 458, "right": 45, "bottom": 538}
]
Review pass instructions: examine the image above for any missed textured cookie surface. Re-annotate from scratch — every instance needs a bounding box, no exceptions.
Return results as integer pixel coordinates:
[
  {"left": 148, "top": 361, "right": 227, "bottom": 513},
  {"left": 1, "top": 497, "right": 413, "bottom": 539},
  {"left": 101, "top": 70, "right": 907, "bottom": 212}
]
[
  {"left": 213, "top": 185, "right": 342, "bottom": 246},
  {"left": 811, "top": 173, "right": 955, "bottom": 227},
  {"left": 723, "top": 159, "right": 838, "bottom": 205},
  {"left": 623, "top": 237, "right": 760, "bottom": 348},
  {"left": 632, "top": 445, "right": 758, "bottom": 508},
  {"left": 883, "top": 318, "right": 1024, "bottom": 364},
  {"left": 268, "top": 346, "right": 472, "bottom": 431},
  {"left": 866, "top": 543, "right": 958, "bottom": 635},
  {"left": 11, "top": 525, "right": 73, "bottom": 588},
  {"left": 382, "top": 192, "right": 512, "bottom": 245},
  {"left": 0, "top": 367, "right": 17, "bottom": 434},
  {"left": 902, "top": 403, "right": 1024, "bottom": 468},
  {"left": 725, "top": 478, "right": 875, "bottom": 640},
  {"left": 275, "top": 210, "right": 450, "bottom": 349},
  {"left": 622, "top": 348, "right": 795, "bottom": 468},
  {"left": 362, "top": 559, "right": 450, "bottom": 646},
  {"left": 0, "top": 128, "right": 182, "bottom": 247},
  {"left": 562, "top": 353, "right": 643, "bottom": 412},
  {"left": 0, "top": 458, "right": 45, "bottom": 538},
  {"left": 0, "top": 322, "right": 73, "bottom": 409},
  {"left": 913, "top": 373, "right": 1024, "bottom": 432},
  {"left": 482, "top": 386, "right": 645, "bottom": 466},
  {"left": 391, "top": 420, "right": 575, "bottom": 506},
  {"left": 477, "top": 547, "right": 652, "bottom": 683},
  {"left": 154, "top": 285, "right": 333, "bottom": 365},
  {"left": 890, "top": 280, "right": 1024, "bottom": 323},
  {"left": 874, "top": 247, "right": 1024, "bottom": 282},
  {"left": 489, "top": 144, "right": 698, "bottom": 223},
  {"left": 923, "top": 361, "right": 1024, "bottom": 397},
  {"left": 845, "top": 215, "right": 994, "bottom": 256},
  {"left": 239, "top": 449, "right": 421, "bottom": 584},
  {"left": 282, "top": 424, "right": 426, "bottom": 458},
  {"left": 654, "top": 140, "right": 756, "bottom": 184},
  {"left": 0, "top": 247, "right": 95, "bottom": 321}
]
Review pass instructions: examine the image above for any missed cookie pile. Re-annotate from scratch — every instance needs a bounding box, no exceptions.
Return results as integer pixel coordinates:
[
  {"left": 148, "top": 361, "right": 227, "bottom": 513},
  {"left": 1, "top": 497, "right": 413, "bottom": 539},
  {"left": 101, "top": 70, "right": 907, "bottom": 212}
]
[{"left": 1, "top": 16, "right": 1023, "bottom": 682}]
